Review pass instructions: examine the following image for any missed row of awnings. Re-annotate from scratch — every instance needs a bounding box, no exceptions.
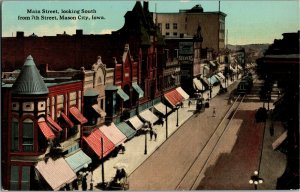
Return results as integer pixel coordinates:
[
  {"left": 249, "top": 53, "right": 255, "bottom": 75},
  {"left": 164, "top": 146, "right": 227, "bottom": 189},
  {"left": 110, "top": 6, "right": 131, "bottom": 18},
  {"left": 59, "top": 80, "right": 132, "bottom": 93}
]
[
  {"left": 193, "top": 73, "right": 226, "bottom": 91},
  {"left": 115, "top": 82, "right": 144, "bottom": 101},
  {"left": 38, "top": 107, "right": 88, "bottom": 140}
]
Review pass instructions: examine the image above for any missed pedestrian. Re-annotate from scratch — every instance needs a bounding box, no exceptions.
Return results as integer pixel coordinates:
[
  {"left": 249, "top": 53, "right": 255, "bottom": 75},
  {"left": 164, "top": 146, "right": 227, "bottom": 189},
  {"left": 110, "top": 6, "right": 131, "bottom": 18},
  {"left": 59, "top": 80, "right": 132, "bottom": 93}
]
[
  {"left": 82, "top": 175, "right": 87, "bottom": 191},
  {"left": 153, "top": 127, "right": 157, "bottom": 141},
  {"left": 212, "top": 107, "right": 216, "bottom": 117},
  {"left": 149, "top": 123, "right": 153, "bottom": 140},
  {"left": 72, "top": 179, "right": 78, "bottom": 190},
  {"left": 188, "top": 99, "right": 192, "bottom": 107}
]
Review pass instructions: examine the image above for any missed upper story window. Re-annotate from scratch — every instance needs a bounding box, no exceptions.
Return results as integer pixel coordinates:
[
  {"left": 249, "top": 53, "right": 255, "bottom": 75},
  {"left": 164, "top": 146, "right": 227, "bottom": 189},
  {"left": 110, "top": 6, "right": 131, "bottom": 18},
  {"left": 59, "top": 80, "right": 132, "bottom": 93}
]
[
  {"left": 166, "top": 32, "right": 170, "bottom": 36},
  {"left": 11, "top": 118, "right": 19, "bottom": 151},
  {"left": 165, "top": 23, "right": 170, "bottom": 29},
  {"left": 22, "top": 119, "right": 34, "bottom": 152},
  {"left": 173, "top": 23, "right": 177, "bottom": 29}
]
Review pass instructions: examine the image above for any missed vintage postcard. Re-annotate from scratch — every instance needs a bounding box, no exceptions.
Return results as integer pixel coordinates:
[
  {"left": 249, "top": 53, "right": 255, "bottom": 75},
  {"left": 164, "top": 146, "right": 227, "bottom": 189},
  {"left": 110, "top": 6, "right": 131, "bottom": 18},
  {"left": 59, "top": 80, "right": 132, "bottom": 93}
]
[{"left": 1, "top": 0, "right": 299, "bottom": 191}]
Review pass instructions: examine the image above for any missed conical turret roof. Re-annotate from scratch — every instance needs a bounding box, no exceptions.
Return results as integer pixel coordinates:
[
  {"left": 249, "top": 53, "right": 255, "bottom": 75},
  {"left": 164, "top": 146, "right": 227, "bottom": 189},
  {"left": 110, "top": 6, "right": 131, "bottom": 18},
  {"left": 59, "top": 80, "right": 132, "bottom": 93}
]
[{"left": 12, "top": 55, "right": 48, "bottom": 95}]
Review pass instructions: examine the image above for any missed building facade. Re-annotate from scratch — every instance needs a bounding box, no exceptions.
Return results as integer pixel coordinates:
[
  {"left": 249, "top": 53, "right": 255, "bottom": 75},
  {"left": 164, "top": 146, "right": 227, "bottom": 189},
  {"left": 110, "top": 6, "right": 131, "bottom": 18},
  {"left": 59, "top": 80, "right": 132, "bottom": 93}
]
[{"left": 154, "top": 4, "right": 226, "bottom": 53}]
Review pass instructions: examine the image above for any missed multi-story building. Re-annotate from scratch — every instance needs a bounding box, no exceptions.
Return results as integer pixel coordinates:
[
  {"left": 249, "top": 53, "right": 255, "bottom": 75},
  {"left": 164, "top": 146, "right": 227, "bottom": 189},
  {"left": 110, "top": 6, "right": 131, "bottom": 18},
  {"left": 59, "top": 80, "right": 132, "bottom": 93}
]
[{"left": 154, "top": 4, "right": 226, "bottom": 53}]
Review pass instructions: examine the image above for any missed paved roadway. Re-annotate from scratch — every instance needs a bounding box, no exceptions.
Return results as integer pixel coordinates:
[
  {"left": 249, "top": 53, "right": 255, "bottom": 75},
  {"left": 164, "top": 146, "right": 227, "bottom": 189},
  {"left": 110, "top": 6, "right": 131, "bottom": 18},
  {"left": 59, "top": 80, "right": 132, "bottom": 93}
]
[{"left": 128, "top": 81, "right": 240, "bottom": 190}]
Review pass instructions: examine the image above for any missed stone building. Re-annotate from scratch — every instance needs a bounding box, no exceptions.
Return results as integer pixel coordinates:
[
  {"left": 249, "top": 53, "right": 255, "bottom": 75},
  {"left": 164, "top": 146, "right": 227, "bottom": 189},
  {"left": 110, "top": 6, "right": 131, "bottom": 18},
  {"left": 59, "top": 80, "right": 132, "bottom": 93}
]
[{"left": 154, "top": 4, "right": 226, "bottom": 53}]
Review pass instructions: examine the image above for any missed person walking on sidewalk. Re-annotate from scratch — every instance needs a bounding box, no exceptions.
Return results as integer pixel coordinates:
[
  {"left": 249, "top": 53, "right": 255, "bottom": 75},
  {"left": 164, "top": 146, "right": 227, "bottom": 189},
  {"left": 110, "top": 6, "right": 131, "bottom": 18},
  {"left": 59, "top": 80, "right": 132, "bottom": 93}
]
[
  {"left": 188, "top": 99, "right": 192, "bottom": 107},
  {"left": 149, "top": 123, "right": 153, "bottom": 141},
  {"left": 212, "top": 107, "right": 216, "bottom": 117},
  {"left": 153, "top": 126, "right": 157, "bottom": 141}
]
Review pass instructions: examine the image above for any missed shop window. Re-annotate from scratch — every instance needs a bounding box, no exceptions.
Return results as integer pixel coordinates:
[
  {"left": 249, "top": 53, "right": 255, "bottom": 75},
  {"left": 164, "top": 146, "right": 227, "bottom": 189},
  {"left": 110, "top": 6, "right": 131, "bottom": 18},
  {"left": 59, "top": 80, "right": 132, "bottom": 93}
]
[
  {"left": 11, "top": 118, "right": 19, "bottom": 151},
  {"left": 10, "top": 166, "right": 30, "bottom": 190},
  {"left": 21, "top": 167, "right": 30, "bottom": 190},
  {"left": 23, "top": 119, "right": 34, "bottom": 152},
  {"left": 10, "top": 166, "right": 18, "bottom": 190}
]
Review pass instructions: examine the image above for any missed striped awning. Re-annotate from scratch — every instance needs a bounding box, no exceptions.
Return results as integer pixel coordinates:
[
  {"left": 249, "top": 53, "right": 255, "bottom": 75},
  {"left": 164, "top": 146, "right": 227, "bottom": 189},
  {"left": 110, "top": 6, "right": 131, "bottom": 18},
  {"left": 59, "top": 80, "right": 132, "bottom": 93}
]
[
  {"left": 117, "top": 87, "right": 129, "bottom": 101},
  {"left": 61, "top": 112, "right": 74, "bottom": 128},
  {"left": 164, "top": 89, "right": 184, "bottom": 108},
  {"left": 65, "top": 149, "right": 92, "bottom": 172},
  {"left": 83, "top": 129, "right": 115, "bottom": 159},
  {"left": 139, "top": 109, "right": 159, "bottom": 125},
  {"left": 38, "top": 121, "right": 55, "bottom": 140},
  {"left": 92, "top": 104, "right": 106, "bottom": 117},
  {"left": 214, "top": 74, "right": 223, "bottom": 82},
  {"left": 128, "top": 116, "right": 144, "bottom": 130},
  {"left": 69, "top": 106, "right": 88, "bottom": 124},
  {"left": 193, "top": 78, "right": 205, "bottom": 91},
  {"left": 116, "top": 122, "right": 137, "bottom": 139},
  {"left": 132, "top": 82, "right": 144, "bottom": 98},
  {"left": 35, "top": 158, "right": 76, "bottom": 191},
  {"left": 47, "top": 115, "right": 63, "bottom": 132},
  {"left": 99, "top": 122, "right": 127, "bottom": 146},
  {"left": 153, "top": 102, "right": 172, "bottom": 116},
  {"left": 217, "top": 72, "right": 225, "bottom": 79},
  {"left": 207, "top": 75, "right": 220, "bottom": 85},
  {"left": 176, "top": 87, "right": 190, "bottom": 100}
]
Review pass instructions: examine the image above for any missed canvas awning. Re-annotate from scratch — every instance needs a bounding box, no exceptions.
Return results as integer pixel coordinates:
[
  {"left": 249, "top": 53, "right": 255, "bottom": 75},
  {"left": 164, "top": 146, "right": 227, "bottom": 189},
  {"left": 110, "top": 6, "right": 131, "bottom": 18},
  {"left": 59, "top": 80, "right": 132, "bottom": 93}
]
[
  {"left": 209, "top": 61, "right": 216, "bottom": 67},
  {"left": 65, "top": 149, "right": 92, "bottom": 172},
  {"left": 207, "top": 75, "right": 220, "bottom": 85},
  {"left": 99, "top": 122, "right": 127, "bottom": 146},
  {"left": 139, "top": 109, "right": 159, "bottom": 125},
  {"left": 69, "top": 106, "right": 88, "bottom": 124},
  {"left": 92, "top": 104, "right": 106, "bottom": 117},
  {"left": 237, "top": 65, "right": 243, "bottom": 70},
  {"left": 83, "top": 129, "right": 115, "bottom": 159},
  {"left": 60, "top": 112, "right": 74, "bottom": 128},
  {"left": 176, "top": 87, "right": 190, "bottom": 100},
  {"left": 35, "top": 158, "right": 76, "bottom": 191},
  {"left": 153, "top": 102, "right": 172, "bottom": 116},
  {"left": 117, "top": 87, "right": 129, "bottom": 101},
  {"left": 272, "top": 130, "right": 288, "bottom": 150},
  {"left": 203, "top": 66, "right": 210, "bottom": 71},
  {"left": 128, "top": 116, "right": 144, "bottom": 130},
  {"left": 229, "top": 65, "right": 237, "bottom": 73},
  {"left": 217, "top": 72, "right": 225, "bottom": 79},
  {"left": 193, "top": 78, "right": 205, "bottom": 91},
  {"left": 164, "top": 89, "right": 184, "bottom": 108},
  {"left": 38, "top": 121, "right": 55, "bottom": 140},
  {"left": 132, "top": 82, "right": 144, "bottom": 98},
  {"left": 116, "top": 122, "right": 137, "bottom": 140},
  {"left": 47, "top": 115, "right": 63, "bottom": 132},
  {"left": 214, "top": 74, "right": 223, "bottom": 82}
]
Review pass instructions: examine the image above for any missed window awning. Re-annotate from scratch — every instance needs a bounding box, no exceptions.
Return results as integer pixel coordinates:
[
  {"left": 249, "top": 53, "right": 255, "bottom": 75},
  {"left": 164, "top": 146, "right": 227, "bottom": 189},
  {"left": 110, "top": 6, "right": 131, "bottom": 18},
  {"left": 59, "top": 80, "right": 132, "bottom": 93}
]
[
  {"left": 47, "top": 115, "right": 63, "bottom": 132},
  {"left": 132, "top": 82, "right": 144, "bottom": 98},
  {"left": 176, "top": 87, "right": 190, "bottom": 100},
  {"left": 164, "top": 89, "right": 184, "bottom": 108},
  {"left": 61, "top": 112, "right": 74, "bottom": 128},
  {"left": 214, "top": 74, "right": 223, "bottom": 82},
  {"left": 200, "top": 77, "right": 210, "bottom": 87},
  {"left": 272, "top": 130, "right": 288, "bottom": 150},
  {"left": 35, "top": 158, "right": 76, "bottom": 191},
  {"left": 116, "top": 122, "right": 137, "bottom": 140},
  {"left": 99, "top": 122, "right": 127, "bottom": 146},
  {"left": 209, "top": 61, "right": 216, "bottom": 67},
  {"left": 69, "top": 106, "right": 88, "bottom": 124},
  {"left": 153, "top": 102, "right": 172, "bottom": 116},
  {"left": 117, "top": 87, "right": 129, "bottom": 101},
  {"left": 217, "top": 72, "right": 225, "bottom": 79},
  {"left": 139, "top": 109, "right": 159, "bottom": 125},
  {"left": 229, "top": 66, "right": 237, "bottom": 73},
  {"left": 65, "top": 149, "right": 92, "bottom": 172},
  {"left": 92, "top": 104, "right": 106, "bottom": 117},
  {"left": 128, "top": 116, "right": 144, "bottom": 130},
  {"left": 237, "top": 65, "right": 243, "bottom": 70},
  {"left": 193, "top": 78, "right": 205, "bottom": 91},
  {"left": 204, "top": 66, "right": 210, "bottom": 71},
  {"left": 38, "top": 121, "right": 55, "bottom": 140},
  {"left": 207, "top": 75, "right": 219, "bottom": 85},
  {"left": 83, "top": 129, "right": 115, "bottom": 159}
]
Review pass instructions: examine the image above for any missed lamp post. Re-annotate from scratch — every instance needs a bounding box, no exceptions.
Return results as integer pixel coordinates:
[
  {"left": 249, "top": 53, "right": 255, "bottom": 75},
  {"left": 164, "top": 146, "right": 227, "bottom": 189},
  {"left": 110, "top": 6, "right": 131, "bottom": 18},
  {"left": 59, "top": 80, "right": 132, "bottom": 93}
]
[
  {"left": 144, "top": 128, "right": 148, "bottom": 155},
  {"left": 165, "top": 97, "right": 168, "bottom": 139},
  {"left": 249, "top": 171, "right": 264, "bottom": 190},
  {"left": 176, "top": 103, "right": 180, "bottom": 127}
]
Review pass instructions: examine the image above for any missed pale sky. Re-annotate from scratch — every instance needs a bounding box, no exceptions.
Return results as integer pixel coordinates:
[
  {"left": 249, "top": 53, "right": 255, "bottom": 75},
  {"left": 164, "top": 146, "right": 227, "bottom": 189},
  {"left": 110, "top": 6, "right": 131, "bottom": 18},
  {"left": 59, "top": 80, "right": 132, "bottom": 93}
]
[{"left": 1, "top": 0, "right": 299, "bottom": 45}]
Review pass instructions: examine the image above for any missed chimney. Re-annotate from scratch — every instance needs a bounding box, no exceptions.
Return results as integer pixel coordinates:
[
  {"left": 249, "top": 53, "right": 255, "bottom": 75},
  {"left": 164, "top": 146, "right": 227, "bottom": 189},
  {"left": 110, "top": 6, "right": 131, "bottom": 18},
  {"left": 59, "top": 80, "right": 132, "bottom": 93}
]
[
  {"left": 144, "top": 0, "right": 149, "bottom": 12},
  {"left": 76, "top": 29, "right": 83, "bottom": 36},
  {"left": 16, "top": 31, "right": 24, "bottom": 38}
]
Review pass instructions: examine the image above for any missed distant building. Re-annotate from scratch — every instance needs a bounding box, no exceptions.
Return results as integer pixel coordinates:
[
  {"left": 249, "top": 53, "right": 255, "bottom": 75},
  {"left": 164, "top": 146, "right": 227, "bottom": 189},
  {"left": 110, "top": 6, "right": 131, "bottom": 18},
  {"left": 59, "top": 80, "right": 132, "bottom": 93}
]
[{"left": 154, "top": 4, "right": 226, "bottom": 53}]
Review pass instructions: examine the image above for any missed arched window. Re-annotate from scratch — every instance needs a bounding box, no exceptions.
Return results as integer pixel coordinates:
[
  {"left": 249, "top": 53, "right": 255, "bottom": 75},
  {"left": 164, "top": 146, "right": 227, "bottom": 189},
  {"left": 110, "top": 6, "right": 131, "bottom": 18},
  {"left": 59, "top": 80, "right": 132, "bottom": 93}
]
[
  {"left": 22, "top": 119, "right": 34, "bottom": 152},
  {"left": 11, "top": 118, "right": 19, "bottom": 151}
]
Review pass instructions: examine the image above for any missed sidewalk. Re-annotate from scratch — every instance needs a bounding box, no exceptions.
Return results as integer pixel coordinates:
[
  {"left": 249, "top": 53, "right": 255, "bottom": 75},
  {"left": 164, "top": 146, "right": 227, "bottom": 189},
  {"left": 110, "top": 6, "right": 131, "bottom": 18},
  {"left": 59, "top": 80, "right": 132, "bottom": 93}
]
[{"left": 86, "top": 77, "right": 240, "bottom": 190}]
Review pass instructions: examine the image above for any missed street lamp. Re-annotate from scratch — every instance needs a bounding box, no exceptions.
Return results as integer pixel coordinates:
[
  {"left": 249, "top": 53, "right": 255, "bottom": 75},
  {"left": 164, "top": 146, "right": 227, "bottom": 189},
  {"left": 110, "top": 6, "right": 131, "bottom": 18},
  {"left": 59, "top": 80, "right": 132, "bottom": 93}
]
[
  {"left": 165, "top": 97, "right": 168, "bottom": 139},
  {"left": 176, "top": 103, "right": 180, "bottom": 127},
  {"left": 142, "top": 124, "right": 150, "bottom": 155},
  {"left": 249, "top": 170, "right": 264, "bottom": 190}
]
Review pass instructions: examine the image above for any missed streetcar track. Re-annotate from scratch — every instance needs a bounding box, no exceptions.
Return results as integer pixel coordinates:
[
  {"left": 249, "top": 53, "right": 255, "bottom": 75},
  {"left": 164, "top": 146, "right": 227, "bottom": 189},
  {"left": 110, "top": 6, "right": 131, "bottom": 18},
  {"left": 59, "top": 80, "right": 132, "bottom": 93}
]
[{"left": 175, "top": 94, "right": 246, "bottom": 190}]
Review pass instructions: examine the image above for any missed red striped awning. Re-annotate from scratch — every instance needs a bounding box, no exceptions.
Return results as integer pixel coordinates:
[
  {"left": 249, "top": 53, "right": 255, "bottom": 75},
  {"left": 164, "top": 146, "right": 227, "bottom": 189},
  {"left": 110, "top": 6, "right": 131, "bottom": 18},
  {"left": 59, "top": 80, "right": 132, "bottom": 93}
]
[
  {"left": 38, "top": 121, "right": 55, "bottom": 140},
  {"left": 69, "top": 107, "right": 88, "bottom": 124},
  {"left": 47, "top": 115, "right": 63, "bottom": 132},
  {"left": 99, "top": 123, "right": 127, "bottom": 146},
  {"left": 164, "top": 89, "right": 184, "bottom": 108},
  {"left": 83, "top": 129, "right": 115, "bottom": 159},
  {"left": 61, "top": 112, "right": 74, "bottom": 128}
]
